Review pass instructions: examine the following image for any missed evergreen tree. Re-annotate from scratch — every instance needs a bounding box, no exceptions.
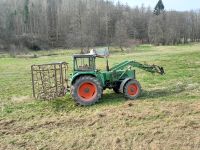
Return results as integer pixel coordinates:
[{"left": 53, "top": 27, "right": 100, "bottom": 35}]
[
  {"left": 154, "top": 0, "right": 165, "bottom": 15},
  {"left": 23, "top": 0, "right": 29, "bottom": 24}
]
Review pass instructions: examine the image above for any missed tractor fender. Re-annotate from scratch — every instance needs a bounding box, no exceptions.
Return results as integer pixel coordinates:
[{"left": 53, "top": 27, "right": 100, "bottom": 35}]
[
  {"left": 119, "top": 78, "right": 134, "bottom": 93},
  {"left": 71, "top": 73, "right": 105, "bottom": 87},
  {"left": 71, "top": 73, "right": 96, "bottom": 85}
]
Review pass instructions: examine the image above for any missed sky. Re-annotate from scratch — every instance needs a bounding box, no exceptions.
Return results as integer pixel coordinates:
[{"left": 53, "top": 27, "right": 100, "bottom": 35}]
[{"left": 116, "top": 0, "right": 200, "bottom": 11}]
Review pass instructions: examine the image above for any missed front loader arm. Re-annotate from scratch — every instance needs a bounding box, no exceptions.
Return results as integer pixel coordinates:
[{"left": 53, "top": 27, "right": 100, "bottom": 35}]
[
  {"left": 110, "top": 61, "right": 164, "bottom": 75},
  {"left": 129, "top": 61, "right": 165, "bottom": 75}
]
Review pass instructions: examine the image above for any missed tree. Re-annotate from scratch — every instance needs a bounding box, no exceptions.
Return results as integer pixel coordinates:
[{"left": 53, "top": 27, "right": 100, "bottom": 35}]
[
  {"left": 114, "top": 19, "right": 128, "bottom": 51},
  {"left": 23, "top": 0, "right": 29, "bottom": 24},
  {"left": 149, "top": 0, "right": 167, "bottom": 45},
  {"left": 47, "top": 0, "right": 58, "bottom": 47},
  {"left": 148, "top": 17, "right": 163, "bottom": 45},
  {"left": 154, "top": 0, "right": 165, "bottom": 16}
]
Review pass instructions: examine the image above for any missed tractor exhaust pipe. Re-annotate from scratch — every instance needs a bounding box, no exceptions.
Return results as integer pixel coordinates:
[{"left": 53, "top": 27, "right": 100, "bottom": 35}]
[{"left": 106, "top": 57, "right": 109, "bottom": 71}]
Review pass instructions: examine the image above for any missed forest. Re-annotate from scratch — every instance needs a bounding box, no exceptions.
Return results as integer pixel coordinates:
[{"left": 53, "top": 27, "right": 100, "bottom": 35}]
[{"left": 0, "top": 0, "right": 200, "bottom": 52}]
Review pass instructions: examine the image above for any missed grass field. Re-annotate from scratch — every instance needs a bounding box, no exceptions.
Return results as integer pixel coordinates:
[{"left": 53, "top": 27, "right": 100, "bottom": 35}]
[{"left": 0, "top": 44, "right": 200, "bottom": 150}]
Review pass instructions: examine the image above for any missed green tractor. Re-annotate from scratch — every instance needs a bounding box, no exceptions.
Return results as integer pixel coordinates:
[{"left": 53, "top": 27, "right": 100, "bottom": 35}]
[{"left": 70, "top": 52, "right": 164, "bottom": 106}]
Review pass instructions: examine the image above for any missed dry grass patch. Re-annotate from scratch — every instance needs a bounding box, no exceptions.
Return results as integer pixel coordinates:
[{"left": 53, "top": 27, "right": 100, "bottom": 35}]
[
  {"left": 11, "top": 96, "right": 33, "bottom": 104},
  {"left": 1, "top": 100, "right": 200, "bottom": 150}
]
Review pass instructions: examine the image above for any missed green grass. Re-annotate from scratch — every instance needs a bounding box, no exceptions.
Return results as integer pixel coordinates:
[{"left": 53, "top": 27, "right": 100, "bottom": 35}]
[{"left": 0, "top": 44, "right": 200, "bottom": 149}]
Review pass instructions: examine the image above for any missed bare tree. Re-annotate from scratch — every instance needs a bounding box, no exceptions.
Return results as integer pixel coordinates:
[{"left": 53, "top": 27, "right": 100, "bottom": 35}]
[{"left": 114, "top": 19, "right": 128, "bottom": 51}]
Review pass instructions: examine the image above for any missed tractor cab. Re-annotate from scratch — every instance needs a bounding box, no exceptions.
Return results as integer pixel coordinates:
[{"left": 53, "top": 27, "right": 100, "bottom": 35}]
[
  {"left": 73, "top": 54, "right": 96, "bottom": 72},
  {"left": 73, "top": 48, "right": 109, "bottom": 72}
]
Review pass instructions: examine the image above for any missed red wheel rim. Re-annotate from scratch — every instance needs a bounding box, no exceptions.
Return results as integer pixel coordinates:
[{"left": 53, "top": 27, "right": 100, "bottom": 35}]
[
  {"left": 78, "top": 82, "right": 97, "bottom": 101},
  {"left": 127, "top": 84, "right": 139, "bottom": 96}
]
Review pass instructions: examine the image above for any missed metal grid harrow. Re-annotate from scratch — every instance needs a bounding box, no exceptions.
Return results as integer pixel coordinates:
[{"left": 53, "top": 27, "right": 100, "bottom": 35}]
[{"left": 31, "top": 62, "right": 68, "bottom": 100}]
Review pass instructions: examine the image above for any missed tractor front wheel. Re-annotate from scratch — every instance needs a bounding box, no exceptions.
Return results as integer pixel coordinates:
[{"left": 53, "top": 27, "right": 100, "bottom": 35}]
[
  {"left": 124, "top": 80, "right": 141, "bottom": 100},
  {"left": 71, "top": 76, "right": 102, "bottom": 106}
]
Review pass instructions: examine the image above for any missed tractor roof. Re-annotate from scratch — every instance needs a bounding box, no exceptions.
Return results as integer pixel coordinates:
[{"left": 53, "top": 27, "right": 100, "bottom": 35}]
[{"left": 73, "top": 54, "right": 96, "bottom": 58}]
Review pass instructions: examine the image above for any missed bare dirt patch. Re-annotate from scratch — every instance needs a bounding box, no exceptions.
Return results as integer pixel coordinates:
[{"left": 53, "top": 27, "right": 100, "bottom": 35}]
[{"left": 11, "top": 96, "right": 33, "bottom": 104}]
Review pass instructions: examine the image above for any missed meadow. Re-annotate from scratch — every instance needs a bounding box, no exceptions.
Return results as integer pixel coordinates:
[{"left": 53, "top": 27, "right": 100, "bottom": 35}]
[{"left": 0, "top": 44, "right": 200, "bottom": 149}]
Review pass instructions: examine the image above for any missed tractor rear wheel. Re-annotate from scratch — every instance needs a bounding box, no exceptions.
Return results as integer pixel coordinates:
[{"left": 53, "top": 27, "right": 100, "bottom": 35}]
[
  {"left": 123, "top": 80, "right": 141, "bottom": 100},
  {"left": 71, "top": 76, "right": 102, "bottom": 106}
]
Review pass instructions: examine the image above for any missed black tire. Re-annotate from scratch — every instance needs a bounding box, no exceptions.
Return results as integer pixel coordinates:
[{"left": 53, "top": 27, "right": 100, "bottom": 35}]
[
  {"left": 113, "top": 87, "right": 120, "bottom": 94},
  {"left": 124, "top": 80, "right": 141, "bottom": 100},
  {"left": 113, "top": 82, "right": 121, "bottom": 94},
  {"left": 71, "top": 76, "right": 102, "bottom": 106}
]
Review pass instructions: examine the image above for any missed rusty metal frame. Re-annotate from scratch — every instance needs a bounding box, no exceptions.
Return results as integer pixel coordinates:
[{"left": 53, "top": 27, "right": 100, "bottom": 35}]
[{"left": 31, "top": 62, "right": 68, "bottom": 100}]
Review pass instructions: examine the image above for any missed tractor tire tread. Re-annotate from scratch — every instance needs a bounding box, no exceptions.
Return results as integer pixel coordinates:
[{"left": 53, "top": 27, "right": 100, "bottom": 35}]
[
  {"left": 124, "top": 79, "right": 141, "bottom": 100},
  {"left": 71, "top": 76, "right": 102, "bottom": 106}
]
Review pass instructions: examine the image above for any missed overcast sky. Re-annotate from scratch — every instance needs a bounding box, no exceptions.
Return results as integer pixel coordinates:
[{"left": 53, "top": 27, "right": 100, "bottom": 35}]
[{"left": 115, "top": 0, "right": 199, "bottom": 11}]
